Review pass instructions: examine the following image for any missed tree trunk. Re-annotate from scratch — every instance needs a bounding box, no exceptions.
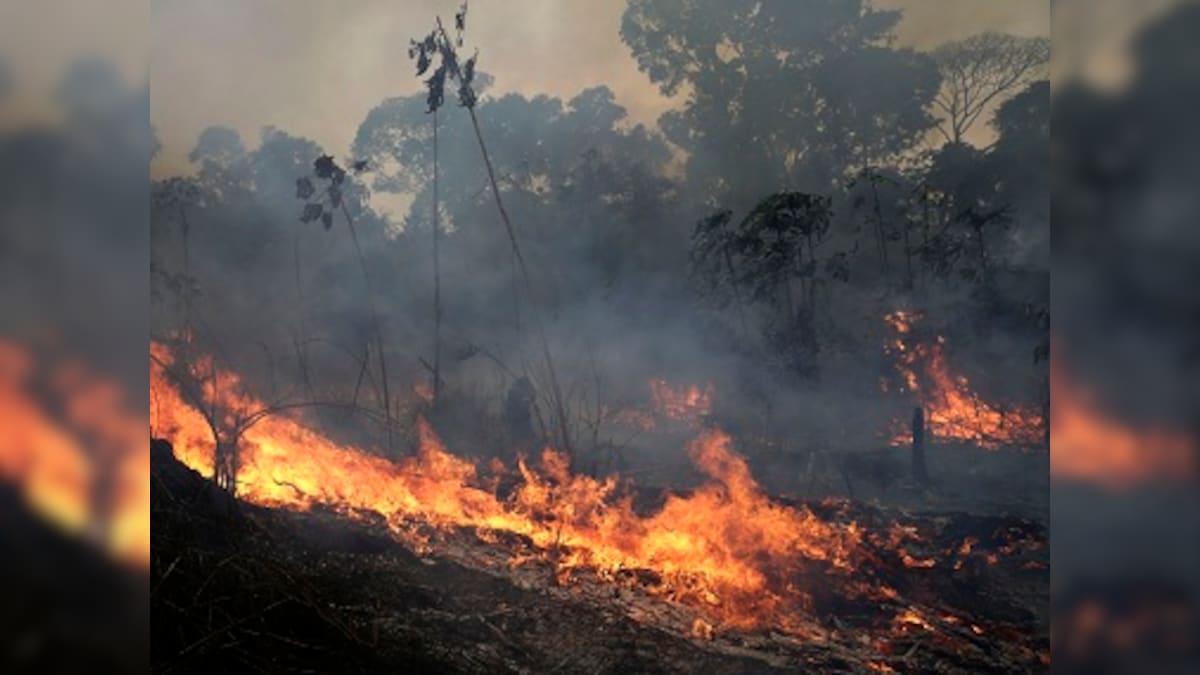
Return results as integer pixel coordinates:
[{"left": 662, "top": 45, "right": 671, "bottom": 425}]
[
  {"left": 431, "top": 108, "right": 442, "bottom": 409},
  {"left": 180, "top": 207, "right": 192, "bottom": 341},
  {"left": 912, "top": 406, "right": 929, "bottom": 485},
  {"left": 466, "top": 107, "right": 573, "bottom": 456},
  {"left": 719, "top": 229, "right": 749, "bottom": 338},
  {"left": 869, "top": 172, "right": 889, "bottom": 279},
  {"left": 901, "top": 220, "right": 915, "bottom": 290}
]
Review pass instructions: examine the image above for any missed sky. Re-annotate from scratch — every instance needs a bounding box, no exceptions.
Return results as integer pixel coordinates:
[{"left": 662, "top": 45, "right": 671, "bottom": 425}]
[
  {"left": 148, "top": 0, "right": 1050, "bottom": 178},
  {"left": 0, "top": 1, "right": 147, "bottom": 129}
]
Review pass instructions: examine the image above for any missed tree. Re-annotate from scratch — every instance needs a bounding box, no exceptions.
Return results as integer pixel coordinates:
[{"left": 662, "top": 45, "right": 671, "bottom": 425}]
[
  {"left": 406, "top": 7, "right": 578, "bottom": 455},
  {"left": 987, "top": 80, "right": 1049, "bottom": 268},
  {"left": 151, "top": 177, "right": 201, "bottom": 336},
  {"left": 691, "top": 191, "right": 844, "bottom": 376},
  {"left": 621, "top": 0, "right": 940, "bottom": 210},
  {"left": 929, "top": 32, "right": 1050, "bottom": 145},
  {"left": 913, "top": 79, "right": 1048, "bottom": 284},
  {"left": 352, "top": 86, "right": 676, "bottom": 323}
]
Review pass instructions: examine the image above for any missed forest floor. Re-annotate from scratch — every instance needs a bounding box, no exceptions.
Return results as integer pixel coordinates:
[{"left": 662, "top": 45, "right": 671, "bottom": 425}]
[{"left": 151, "top": 439, "right": 1049, "bottom": 674}]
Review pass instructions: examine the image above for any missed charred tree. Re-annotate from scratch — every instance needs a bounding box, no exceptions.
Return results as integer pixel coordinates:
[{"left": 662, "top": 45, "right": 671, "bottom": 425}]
[{"left": 912, "top": 405, "right": 929, "bottom": 485}]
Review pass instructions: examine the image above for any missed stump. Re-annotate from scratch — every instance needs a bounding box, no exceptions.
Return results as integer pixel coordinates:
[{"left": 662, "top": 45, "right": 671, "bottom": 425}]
[{"left": 911, "top": 406, "right": 929, "bottom": 485}]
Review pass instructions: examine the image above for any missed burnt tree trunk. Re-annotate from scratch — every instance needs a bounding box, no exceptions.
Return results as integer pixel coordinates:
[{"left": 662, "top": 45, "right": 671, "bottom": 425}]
[{"left": 911, "top": 406, "right": 929, "bottom": 485}]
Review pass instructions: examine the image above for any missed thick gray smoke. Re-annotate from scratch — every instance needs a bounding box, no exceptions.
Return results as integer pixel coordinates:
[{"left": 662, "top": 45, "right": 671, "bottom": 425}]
[{"left": 148, "top": 2, "right": 1049, "bottom": 499}]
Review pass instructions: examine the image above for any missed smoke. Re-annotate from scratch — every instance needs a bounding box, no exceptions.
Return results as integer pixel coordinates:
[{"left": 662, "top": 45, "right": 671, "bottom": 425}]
[
  {"left": 1053, "top": 1, "right": 1200, "bottom": 671},
  {"left": 0, "top": 2, "right": 149, "bottom": 673},
  {"left": 143, "top": 3, "right": 1049, "bottom": 528}
]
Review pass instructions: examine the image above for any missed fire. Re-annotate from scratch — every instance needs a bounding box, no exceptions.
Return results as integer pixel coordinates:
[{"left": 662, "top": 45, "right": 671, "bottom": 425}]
[
  {"left": 150, "top": 342, "right": 863, "bottom": 633},
  {"left": 0, "top": 339, "right": 149, "bottom": 567},
  {"left": 649, "top": 379, "right": 714, "bottom": 426},
  {"left": 894, "top": 608, "right": 936, "bottom": 632},
  {"left": 412, "top": 381, "right": 434, "bottom": 404},
  {"left": 1050, "top": 360, "right": 1196, "bottom": 488},
  {"left": 882, "top": 311, "right": 1044, "bottom": 449}
]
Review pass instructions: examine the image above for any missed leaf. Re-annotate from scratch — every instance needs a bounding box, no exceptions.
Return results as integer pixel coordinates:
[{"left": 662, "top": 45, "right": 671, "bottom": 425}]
[
  {"left": 295, "top": 176, "right": 314, "bottom": 200},
  {"left": 462, "top": 54, "right": 476, "bottom": 84},
  {"left": 329, "top": 185, "right": 342, "bottom": 208},
  {"left": 457, "top": 82, "right": 477, "bottom": 108},
  {"left": 351, "top": 160, "right": 369, "bottom": 174},
  {"left": 416, "top": 50, "right": 431, "bottom": 76},
  {"left": 426, "top": 65, "right": 447, "bottom": 112},
  {"left": 313, "top": 155, "right": 337, "bottom": 179},
  {"left": 300, "top": 202, "right": 323, "bottom": 223},
  {"left": 321, "top": 212, "right": 333, "bottom": 230}
]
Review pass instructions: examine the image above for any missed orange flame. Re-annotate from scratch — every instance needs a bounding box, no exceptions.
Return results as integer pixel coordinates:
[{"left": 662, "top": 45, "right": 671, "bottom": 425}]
[
  {"left": 882, "top": 312, "right": 1044, "bottom": 449},
  {"left": 412, "top": 381, "right": 434, "bottom": 404},
  {"left": 0, "top": 339, "right": 149, "bottom": 567},
  {"left": 1050, "top": 360, "right": 1196, "bottom": 488},
  {"left": 150, "top": 342, "right": 862, "bottom": 633},
  {"left": 649, "top": 379, "right": 714, "bottom": 427}
]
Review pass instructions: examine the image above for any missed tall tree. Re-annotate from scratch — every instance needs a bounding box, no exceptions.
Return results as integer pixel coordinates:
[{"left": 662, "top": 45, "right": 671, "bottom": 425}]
[
  {"left": 691, "top": 192, "right": 842, "bottom": 376},
  {"left": 352, "top": 86, "right": 676, "bottom": 319},
  {"left": 929, "top": 32, "right": 1050, "bottom": 145},
  {"left": 621, "top": 0, "right": 940, "bottom": 210},
  {"left": 987, "top": 80, "right": 1049, "bottom": 268}
]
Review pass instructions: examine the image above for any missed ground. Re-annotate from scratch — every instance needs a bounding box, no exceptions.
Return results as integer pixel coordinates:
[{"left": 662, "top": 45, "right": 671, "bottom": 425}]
[{"left": 151, "top": 439, "right": 1049, "bottom": 673}]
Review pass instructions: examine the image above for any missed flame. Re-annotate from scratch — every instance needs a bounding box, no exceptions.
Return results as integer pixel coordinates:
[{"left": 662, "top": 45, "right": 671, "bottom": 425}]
[
  {"left": 412, "top": 381, "right": 434, "bottom": 404},
  {"left": 894, "top": 607, "right": 936, "bottom": 632},
  {"left": 882, "top": 312, "right": 1044, "bottom": 449},
  {"left": 649, "top": 379, "right": 714, "bottom": 427},
  {"left": 0, "top": 339, "right": 149, "bottom": 567},
  {"left": 150, "top": 342, "right": 863, "bottom": 632},
  {"left": 1050, "top": 360, "right": 1196, "bottom": 488}
]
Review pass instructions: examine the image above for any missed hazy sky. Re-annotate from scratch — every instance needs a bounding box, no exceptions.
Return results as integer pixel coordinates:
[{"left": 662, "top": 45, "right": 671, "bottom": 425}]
[
  {"left": 149, "top": 0, "right": 1049, "bottom": 177},
  {"left": 0, "top": 1, "right": 147, "bottom": 129}
]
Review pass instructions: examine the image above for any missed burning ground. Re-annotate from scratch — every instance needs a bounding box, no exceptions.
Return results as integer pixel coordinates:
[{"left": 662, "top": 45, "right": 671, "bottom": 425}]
[
  {"left": 0, "top": 340, "right": 149, "bottom": 673},
  {"left": 151, "top": 344, "right": 1049, "bottom": 673}
]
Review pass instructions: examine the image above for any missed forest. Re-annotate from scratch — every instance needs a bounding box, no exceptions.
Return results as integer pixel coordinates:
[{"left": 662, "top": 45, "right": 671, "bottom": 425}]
[
  {"left": 150, "top": 1, "right": 1049, "bottom": 478},
  {"left": 12, "top": 1, "right": 1200, "bottom": 673},
  {"left": 146, "top": 1, "right": 1055, "bottom": 672}
]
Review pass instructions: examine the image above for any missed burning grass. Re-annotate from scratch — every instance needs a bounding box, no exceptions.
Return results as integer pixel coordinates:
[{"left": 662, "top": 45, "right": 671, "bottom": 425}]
[
  {"left": 150, "top": 342, "right": 1048, "bottom": 671},
  {"left": 151, "top": 341, "right": 861, "bottom": 633},
  {"left": 881, "top": 312, "right": 1045, "bottom": 450},
  {"left": 0, "top": 339, "right": 148, "bottom": 567},
  {"left": 1049, "top": 359, "right": 1196, "bottom": 489}
]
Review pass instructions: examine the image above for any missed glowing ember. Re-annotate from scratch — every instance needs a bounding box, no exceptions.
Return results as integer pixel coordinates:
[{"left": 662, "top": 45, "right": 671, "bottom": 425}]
[
  {"left": 0, "top": 339, "right": 149, "bottom": 567},
  {"left": 649, "top": 379, "right": 714, "bottom": 427},
  {"left": 894, "top": 608, "right": 936, "bottom": 632},
  {"left": 412, "top": 381, "right": 434, "bottom": 404},
  {"left": 881, "top": 311, "right": 1044, "bottom": 449},
  {"left": 1050, "top": 360, "right": 1196, "bottom": 488},
  {"left": 151, "top": 342, "right": 864, "bottom": 633}
]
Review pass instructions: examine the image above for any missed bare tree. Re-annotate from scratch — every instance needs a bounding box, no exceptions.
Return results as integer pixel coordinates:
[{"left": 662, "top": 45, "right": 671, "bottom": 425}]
[
  {"left": 930, "top": 32, "right": 1050, "bottom": 145},
  {"left": 408, "top": 6, "right": 576, "bottom": 456}
]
